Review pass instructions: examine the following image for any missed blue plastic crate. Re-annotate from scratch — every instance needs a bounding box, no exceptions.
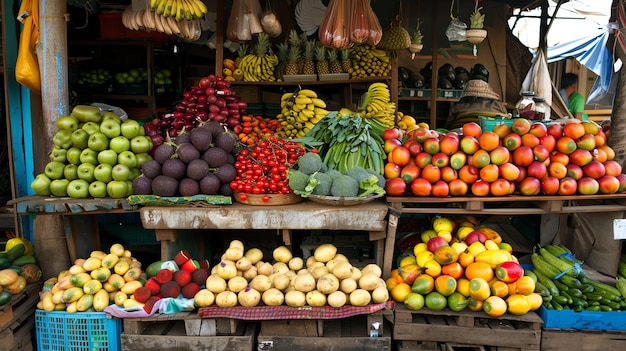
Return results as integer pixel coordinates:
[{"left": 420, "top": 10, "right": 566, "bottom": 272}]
[
  {"left": 539, "top": 305, "right": 626, "bottom": 331},
  {"left": 35, "top": 310, "right": 122, "bottom": 351}
]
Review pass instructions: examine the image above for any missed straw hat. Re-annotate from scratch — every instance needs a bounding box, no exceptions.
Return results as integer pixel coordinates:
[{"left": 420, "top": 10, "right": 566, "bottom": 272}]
[{"left": 461, "top": 79, "right": 500, "bottom": 100}]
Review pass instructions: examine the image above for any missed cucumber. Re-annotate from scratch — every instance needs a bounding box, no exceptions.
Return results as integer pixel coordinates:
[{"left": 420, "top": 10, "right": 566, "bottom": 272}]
[
  {"left": 534, "top": 281, "right": 551, "bottom": 297},
  {"left": 586, "top": 280, "right": 622, "bottom": 298},
  {"left": 534, "top": 268, "right": 560, "bottom": 296},
  {"left": 11, "top": 255, "right": 36, "bottom": 266},
  {"left": 553, "top": 279, "right": 569, "bottom": 292},
  {"left": 616, "top": 276, "right": 626, "bottom": 298},
  {"left": 6, "top": 244, "right": 25, "bottom": 263},
  {"left": 586, "top": 305, "right": 601, "bottom": 312},
  {"left": 539, "top": 247, "right": 578, "bottom": 277},
  {"left": 599, "top": 305, "right": 613, "bottom": 312},
  {"left": 579, "top": 283, "right": 595, "bottom": 294},
  {"left": 567, "top": 288, "right": 583, "bottom": 298},
  {"left": 544, "top": 244, "right": 571, "bottom": 257},
  {"left": 531, "top": 253, "right": 561, "bottom": 279},
  {"left": 618, "top": 261, "right": 626, "bottom": 278},
  {"left": 524, "top": 269, "right": 538, "bottom": 283},
  {"left": 559, "top": 290, "right": 574, "bottom": 305},
  {"left": 558, "top": 274, "right": 582, "bottom": 289},
  {"left": 552, "top": 294, "right": 569, "bottom": 305}
]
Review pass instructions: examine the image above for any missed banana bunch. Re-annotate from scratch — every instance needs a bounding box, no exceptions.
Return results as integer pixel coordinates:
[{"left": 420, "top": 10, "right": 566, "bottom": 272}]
[
  {"left": 277, "top": 89, "right": 329, "bottom": 138},
  {"left": 150, "top": 0, "right": 207, "bottom": 20},
  {"left": 349, "top": 44, "right": 392, "bottom": 78},
  {"left": 121, "top": 5, "right": 201, "bottom": 41},
  {"left": 305, "top": 111, "right": 385, "bottom": 175},
  {"left": 238, "top": 53, "right": 279, "bottom": 82},
  {"left": 359, "top": 82, "right": 396, "bottom": 128}
]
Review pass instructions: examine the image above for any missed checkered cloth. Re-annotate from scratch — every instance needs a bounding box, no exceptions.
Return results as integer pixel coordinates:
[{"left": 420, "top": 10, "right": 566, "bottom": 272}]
[{"left": 197, "top": 301, "right": 395, "bottom": 320}]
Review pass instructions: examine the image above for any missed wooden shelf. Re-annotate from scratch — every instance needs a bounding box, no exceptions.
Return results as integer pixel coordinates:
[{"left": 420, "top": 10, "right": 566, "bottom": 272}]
[{"left": 229, "top": 77, "right": 391, "bottom": 86}]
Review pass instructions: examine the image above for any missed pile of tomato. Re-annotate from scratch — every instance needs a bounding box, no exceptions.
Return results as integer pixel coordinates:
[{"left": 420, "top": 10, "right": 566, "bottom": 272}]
[
  {"left": 232, "top": 115, "right": 283, "bottom": 147},
  {"left": 230, "top": 136, "right": 305, "bottom": 196}
]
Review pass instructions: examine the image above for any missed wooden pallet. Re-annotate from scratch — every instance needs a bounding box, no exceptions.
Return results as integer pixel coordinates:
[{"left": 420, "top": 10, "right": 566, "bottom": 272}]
[
  {"left": 0, "top": 313, "right": 34, "bottom": 351},
  {"left": 121, "top": 312, "right": 256, "bottom": 351},
  {"left": 257, "top": 311, "right": 393, "bottom": 351},
  {"left": 541, "top": 329, "right": 626, "bottom": 351},
  {"left": 11, "top": 195, "right": 137, "bottom": 215},
  {"left": 0, "top": 283, "right": 40, "bottom": 331},
  {"left": 393, "top": 305, "right": 543, "bottom": 351}
]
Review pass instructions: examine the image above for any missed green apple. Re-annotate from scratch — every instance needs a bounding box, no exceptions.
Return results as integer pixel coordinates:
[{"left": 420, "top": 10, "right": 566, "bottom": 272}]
[
  {"left": 53, "top": 130, "right": 73, "bottom": 149},
  {"left": 80, "top": 148, "right": 98, "bottom": 165},
  {"left": 118, "top": 151, "right": 138, "bottom": 169},
  {"left": 121, "top": 119, "right": 141, "bottom": 139},
  {"left": 102, "top": 111, "right": 122, "bottom": 124},
  {"left": 94, "top": 163, "right": 113, "bottom": 183},
  {"left": 97, "top": 149, "right": 118, "bottom": 166},
  {"left": 129, "top": 167, "right": 141, "bottom": 181},
  {"left": 67, "top": 147, "right": 82, "bottom": 165},
  {"left": 71, "top": 129, "right": 90, "bottom": 149},
  {"left": 109, "top": 136, "right": 131, "bottom": 154},
  {"left": 67, "top": 179, "right": 90, "bottom": 198},
  {"left": 107, "top": 180, "right": 128, "bottom": 198},
  {"left": 31, "top": 174, "right": 52, "bottom": 196},
  {"left": 44, "top": 161, "right": 66, "bottom": 180},
  {"left": 64, "top": 164, "right": 79, "bottom": 180},
  {"left": 99, "top": 118, "right": 121, "bottom": 139},
  {"left": 77, "top": 163, "right": 96, "bottom": 182},
  {"left": 50, "top": 179, "right": 70, "bottom": 197},
  {"left": 88, "top": 132, "right": 109, "bottom": 152},
  {"left": 49, "top": 146, "right": 67, "bottom": 163},
  {"left": 135, "top": 152, "right": 153, "bottom": 168},
  {"left": 125, "top": 180, "right": 134, "bottom": 197},
  {"left": 81, "top": 121, "right": 101, "bottom": 135},
  {"left": 89, "top": 181, "right": 108, "bottom": 198},
  {"left": 112, "top": 164, "right": 130, "bottom": 181},
  {"left": 130, "top": 136, "right": 152, "bottom": 154},
  {"left": 56, "top": 115, "right": 79, "bottom": 132}
]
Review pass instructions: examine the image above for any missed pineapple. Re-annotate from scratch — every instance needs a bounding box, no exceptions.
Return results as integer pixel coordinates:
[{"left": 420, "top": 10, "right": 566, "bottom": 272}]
[
  {"left": 340, "top": 49, "right": 351, "bottom": 73},
  {"left": 315, "top": 45, "right": 329, "bottom": 75},
  {"left": 235, "top": 43, "right": 248, "bottom": 69},
  {"left": 328, "top": 48, "right": 342, "bottom": 74},
  {"left": 286, "top": 45, "right": 301, "bottom": 76},
  {"left": 303, "top": 40, "right": 316, "bottom": 75},
  {"left": 299, "top": 32, "right": 309, "bottom": 74},
  {"left": 275, "top": 43, "right": 289, "bottom": 80}
]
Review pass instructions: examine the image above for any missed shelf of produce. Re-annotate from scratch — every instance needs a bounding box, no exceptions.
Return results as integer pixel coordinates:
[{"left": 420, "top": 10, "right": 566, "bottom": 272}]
[
  {"left": 393, "top": 304, "right": 543, "bottom": 351},
  {"left": 11, "top": 196, "right": 139, "bottom": 262},
  {"left": 229, "top": 77, "right": 390, "bottom": 86},
  {"left": 139, "top": 200, "right": 389, "bottom": 269},
  {"left": 382, "top": 193, "right": 626, "bottom": 279}
]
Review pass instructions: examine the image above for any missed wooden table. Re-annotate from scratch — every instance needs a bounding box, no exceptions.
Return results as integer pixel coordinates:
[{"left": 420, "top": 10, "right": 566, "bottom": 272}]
[{"left": 139, "top": 200, "right": 390, "bottom": 272}]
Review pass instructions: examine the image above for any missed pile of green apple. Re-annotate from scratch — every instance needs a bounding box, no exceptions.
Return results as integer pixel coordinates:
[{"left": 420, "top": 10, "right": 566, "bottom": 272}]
[
  {"left": 154, "top": 69, "right": 173, "bottom": 85},
  {"left": 31, "top": 105, "right": 154, "bottom": 199},
  {"left": 77, "top": 68, "right": 112, "bottom": 85},
  {"left": 114, "top": 67, "right": 148, "bottom": 85}
]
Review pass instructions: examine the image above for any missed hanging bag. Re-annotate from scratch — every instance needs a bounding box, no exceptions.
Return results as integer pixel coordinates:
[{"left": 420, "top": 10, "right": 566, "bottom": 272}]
[{"left": 15, "top": 0, "right": 41, "bottom": 94}]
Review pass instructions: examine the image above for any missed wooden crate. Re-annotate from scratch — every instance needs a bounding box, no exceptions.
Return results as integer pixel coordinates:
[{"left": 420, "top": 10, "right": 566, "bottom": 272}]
[
  {"left": 121, "top": 312, "right": 256, "bottom": 351},
  {"left": 393, "top": 305, "right": 542, "bottom": 351},
  {"left": 0, "top": 284, "right": 39, "bottom": 351},
  {"left": 257, "top": 311, "right": 393, "bottom": 351},
  {"left": 1, "top": 313, "right": 34, "bottom": 351},
  {"left": 541, "top": 329, "right": 626, "bottom": 351}
]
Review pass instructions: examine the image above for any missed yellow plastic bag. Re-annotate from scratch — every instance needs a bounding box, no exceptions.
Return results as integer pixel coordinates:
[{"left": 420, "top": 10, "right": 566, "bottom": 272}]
[{"left": 15, "top": 0, "right": 41, "bottom": 94}]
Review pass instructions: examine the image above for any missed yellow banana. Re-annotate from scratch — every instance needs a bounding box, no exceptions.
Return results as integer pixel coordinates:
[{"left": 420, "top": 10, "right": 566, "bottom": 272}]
[
  {"left": 293, "top": 103, "right": 307, "bottom": 112},
  {"left": 296, "top": 113, "right": 309, "bottom": 123},
  {"left": 304, "top": 121, "right": 315, "bottom": 130},
  {"left": 157, "top": 0, "right": 168, "bottom": 15},
  {"left": 300, "top": 109, "right": 314, "bottom": 119},
  {"left": 313, "top": 107, "right": 328, "bottom": 116},
  {"left": 310, "top": 98, "right": 326, "bottom": 108},
  {"left": 368, "top": 82, "right": 389, "bottom": 91},
  {"left": 297, "top": 89, "right": 318, "bottom": 98},
  {"left": 169, "top": 0, "right": 178, "bottom": 18},
  {"left": 281, "top": 92, "right": 294, "bottom": 102},
  {"left": 191, "top": 0, "right": 208, "bottom": 16},
  {"left": 306, "top": 103, "right": 315, "bottom": 111},
  {"left": 151, "top": 0, "right": 162, "bottom": 10},
  {"left": 175, "top": 0, "right": 185, "bottom": 21},
  {"left": 295, "top": 96, "right": 313, "bottom": 105}
]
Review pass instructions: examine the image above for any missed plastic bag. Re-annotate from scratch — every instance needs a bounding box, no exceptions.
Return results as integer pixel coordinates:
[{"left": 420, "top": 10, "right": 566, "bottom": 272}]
[
  {"left": 445, "top": 18, "right": 466, "bottom": 42},
  {"left": 365, "top": 1, "right": 382, "bottom": 46},
  {"left": 319, "top": 0, "right": 351, "bottom": 50},
  {"left": 227, "top": 0, "right": 250, "bottom": 42},
  {"left": 350, "top": 0, "right": 369, "bottom": 44},
  {"left": 261, "top": 0, "right": 282, "bottom": 38},
  {"left": 245, "top": 0, "right": 263, "bottom": 34},
  {"left": 15, "top": 0, "right": 41, "bottom": 94}
]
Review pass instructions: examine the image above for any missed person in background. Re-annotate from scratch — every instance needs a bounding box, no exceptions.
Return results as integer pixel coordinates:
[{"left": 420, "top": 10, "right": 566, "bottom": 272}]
[{"left": 559, "top": 73, "right": 588, "bottom": 121}]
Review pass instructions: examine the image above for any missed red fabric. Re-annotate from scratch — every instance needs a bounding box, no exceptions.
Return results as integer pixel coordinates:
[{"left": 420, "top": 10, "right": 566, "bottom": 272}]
[{"left": 197, "top": 301, "right": 395, "bottom": 320}]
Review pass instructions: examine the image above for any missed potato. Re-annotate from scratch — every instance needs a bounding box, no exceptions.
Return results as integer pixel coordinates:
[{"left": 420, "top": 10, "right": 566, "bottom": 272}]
[
  {"left": 358, "top": 273, "right": 381, "bottom": 291},
  {"left": 371, "top": 286, "right": 389, "bottom": 304},
  {"left": 333, "top": 253, "right": 349, "bottom": 262},
  {"left": 224, "top": 247, "right": 244, "bottom": 261},
  {"left": 340, "top": 278, "right": 357, "bottom": 294},
  {"left": 272, "top": 274, "right": 290, "bottom": 291},
  {"left": 250, "top": 274, "right": 272, "bottom": 292},
  {"left": 206, "top": 274, "right": 227, "bottom": 293},
  {"left": 307, "top": 261, "right": 325, "bottom": 273},
  {"left": 314, "top": 244, "right": 337, "bottom": 263},
  {"left": 331, "top": 261, "right": 353, "bottom": 280},
  {"left": 327, "top": 291, "right": 347, "bottom": 308},
  {"left": 262, "top": 288, "right": 285, "bottom": 306},
  {"left": 272, "top": 262, "right": 289, "bottom": 275},
  {"left": 305, "top": 256, "right": 318, "bottom": 268},
  {"left": 257, "top": 262, "right": 273, "bottom": 276},
  {"left": 350, "top": 267, "right": 362, "bottom": 281},
  {"left": 293, "top": 273, "right": 316, "bottom": 292},
  {"left": 227, "top": 276, "right": 248, "bottom": 293},
  {"left": 316, "top": 273, "right": 339, "bottom": 294},
  {"left": 288, "top": 257, "right": 304, "bottom": 271},
  {"left": 216, "top": 260, "right": 237, "bottom": 280},
  {"left": 284, "top": 290, "right": 306, "bottom": 307},
  {"left": 273, "top": 246, "right": 293, "bottom": 263},
  {"left": 229, "top": 240, "right": 245, "bottom": 250},
  {"left": 360, "top": 264, "right": 382, "bottom": 278},
  {"left": 242, "top": 266, "right": 257, "bottom": 280},
  {"left": 238, "top": 287, "right": 261, "bottom": 307},
  {"left": 311, "top": 265, "right": 329, "bottom": 280},
  {"left": 306, "top": 290, "right": 327, "bottom": 307},
  {"left": 349, "top": 289, "right": 372, "bottom": 306},
  {"left": 194, "top": 289, "right": 215, "bottom": 307},
  {"left": 235, "top": 257, "right": 252, "bottom": 271},
  {"left": 215, "top": 291, "right": 238, "bottom": 307},
  {"left": 245, "top": 248, "right": 264, "bottom": 264}
]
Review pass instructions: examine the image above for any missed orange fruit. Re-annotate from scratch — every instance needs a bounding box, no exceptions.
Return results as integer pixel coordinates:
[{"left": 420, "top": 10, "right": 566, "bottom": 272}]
[
  {"left": 563, "top": 122, "right": 586, "bottom": 140},
  {"left": 391, "top": 283, "right": 412, "bottom": 302},
  {"left": 465, "top": 262, "right": 494, "bottom": 281},
  {"left": 441, "top": 262, "right": 464, "bottom": 280},
  {"left": 471, "top": 149, "right": 491, "bottom": 168},
  {"left": 514, "top": 276, "right": 536, "bottom": 295},
  {"left": 483, "top": 295, "right": 508, "bottom": 317},
  {"left": 479, "top": 164, "right": 500, "bottom": 183},
  {"left": 479, "top": 131, "right": 500, "bottom": 151},
  {"left": 411, "top": 274, "right": 435, "bottom": 295},
  {"left": 456, "top": 278, "right": 471, "bottom": 297},
  {"left": 526, "top": 292, "right": 543, "bottom": 311},
  {"left": 506, "top": 294, "right": 532, "bottom": 315},
  {"left": 458, "top": 251, "right": 475, "bottom": 268},
  {"left": 468, "top": 277, "right": 491, "bottom": 301},
  {"left": 521, "top": 133, "right": 540, "bottom": 148},
  {"left": 386, "top": 277, "right": 400, "bottom": 290},
  {"left": 490, "top": 280, "right": 509, "bottom": 298},
  {"left": 434, "top": 275, "right": 458, "bottom": 297}
]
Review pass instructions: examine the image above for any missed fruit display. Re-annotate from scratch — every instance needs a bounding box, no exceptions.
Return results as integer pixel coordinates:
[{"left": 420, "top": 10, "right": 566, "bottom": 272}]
[
  {"left": 383, "top": 118, "right": 626, "bottom": 197},
  {"left": 114, "top": 67, "right": 148, "bottom": 85},
  {"left": 76, "top": 68, "right": 112, "bottom": 85},
  {"left": 348, "top": 44, "right": 392, "bottom": 78},
  {"left": 388, "top": 216, "right": 543, "bottom": 317},
  {"left": 276, "top": 88, "right": 329, "bottom": 138},
  {"left": 530, "top": 244, "right": 626, "bottom": 312},
  {"left": 287, "top": 152, "right": 385, "bottom": 197},
  {"left": 150, "top": 0, "right": 208, "bottom": 20},
  {"left": 303, "top": 110, "right": 385, "bottom": 175},
  {"left": 359, "top": 82, "right": 397, "bottom": 128},
  {"left": 236, "top": 32, "right": 279, "bottom": 82},
  {"left": 30, "top": 105, "right": 153, "bottom": 199},
  {"left": 133, "top": 121, "right": 239, "bottom": 197},
  {"left": 229, "top": 136, "right": 305, "bottom": 197},
  {"left": 0, "top": 238, "right": 42, "bottom": 306},
  {"left": 194, "top": 240, "right": 389, "bottom": 308},
  {"left": 37, "top": 243, "right": 144, "bottom": 313},
  {"left": 154, "top": 68, "right": 174, "bottom": 85},
  {"left": 143, "top": 74, "right": 248, "bottom": 148},
  {"left": 121, "top": 4, "right": 203, "bottom": 41}
]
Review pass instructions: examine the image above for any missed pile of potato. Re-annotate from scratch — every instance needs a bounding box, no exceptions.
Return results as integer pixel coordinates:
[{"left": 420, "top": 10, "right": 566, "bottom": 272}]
[{"left": 194, "top": 240, "right": 388, "bottom": 308}]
